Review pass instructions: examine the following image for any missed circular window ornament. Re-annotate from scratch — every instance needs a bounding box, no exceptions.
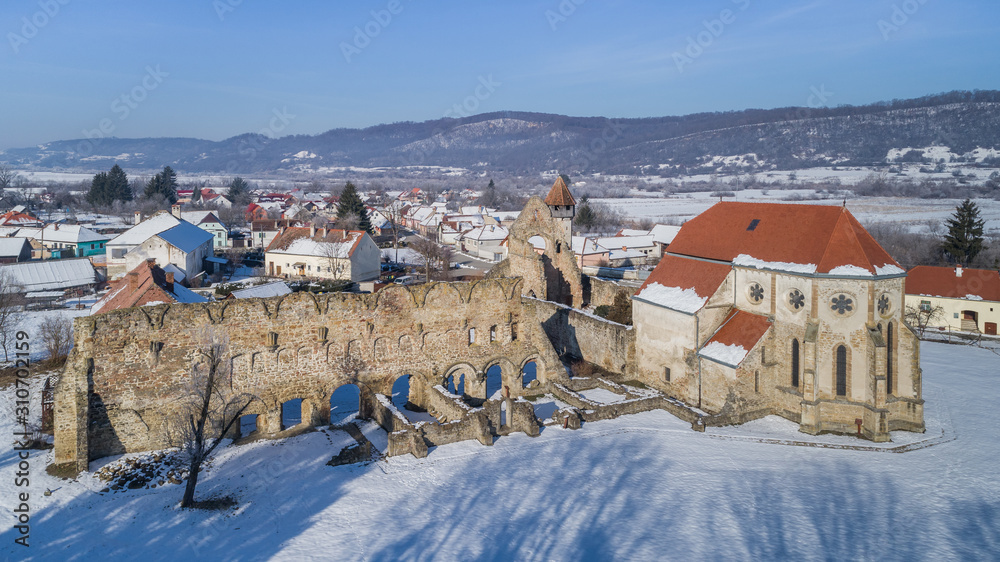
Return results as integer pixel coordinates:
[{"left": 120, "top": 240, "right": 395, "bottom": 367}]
[
  {"left": 831, "top": 293, "right": 855, "bottom": 316},
  {"left": 877, "top": 293, "right": 892, "bottom": 317},
  {"left": 788, "top": 289, "right": 805, "bottom": 311},
  {"left": 747, "top": 282, "right": 764, "bottom": 304}
]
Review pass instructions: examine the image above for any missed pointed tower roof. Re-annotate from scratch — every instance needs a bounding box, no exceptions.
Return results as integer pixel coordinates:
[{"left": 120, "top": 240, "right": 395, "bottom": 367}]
[{"left": 544, "top": 176, "right": 576, "bottom": 207}]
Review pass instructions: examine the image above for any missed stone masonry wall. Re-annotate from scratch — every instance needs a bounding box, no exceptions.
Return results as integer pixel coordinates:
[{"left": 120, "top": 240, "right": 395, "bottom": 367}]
[
  {"left": 532, "top": 299, "right": 635, "bottom": 376},
  {"left": 54, "top": 279, "right": 565, "bottom": 472}
]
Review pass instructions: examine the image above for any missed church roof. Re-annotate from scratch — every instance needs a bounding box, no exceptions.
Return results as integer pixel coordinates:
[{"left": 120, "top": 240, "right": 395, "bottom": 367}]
[
  {"left": 666, "top": 202, "right": 902, "bottom": 276},
  {"left": 698, "top": 309, "right": 772, "bottom": 368},
  {"left": 544, "top": 177, "right": 576, "bottom": 207},
  {"left": 633, "top": 255, "right": 732, "bottom": 314},
  {"left": 906, "top": 265, "right": 1000, "bottom": 301}
]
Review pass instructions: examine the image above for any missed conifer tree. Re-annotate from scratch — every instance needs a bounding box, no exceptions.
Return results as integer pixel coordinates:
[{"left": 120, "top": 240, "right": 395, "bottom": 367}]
[
  {"left": 86, "top": 172, "right": 110, "bottom": 206},
  {"left": 86, "top": 164, "right": 132, "bottom": 207},
  {"left": 575, "top": 196, "right": 596, "bottom": 230},
  {"left": 226, "top": 177, "right": 250, "bottom": 202},
  {"left": 942, "top": 198, "right": 986, "bottom": 265},
  {"left": 336, "top": 182, "right": 372, "bottom": 234},
  {"left": 144, "top": 165, "right": 179, "bottom": 203}
]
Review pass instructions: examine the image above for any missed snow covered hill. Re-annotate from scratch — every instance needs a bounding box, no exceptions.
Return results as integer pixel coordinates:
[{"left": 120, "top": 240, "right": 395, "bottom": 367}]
[{"left": 0, "top": 341, "right": 997, "bottom": 560}]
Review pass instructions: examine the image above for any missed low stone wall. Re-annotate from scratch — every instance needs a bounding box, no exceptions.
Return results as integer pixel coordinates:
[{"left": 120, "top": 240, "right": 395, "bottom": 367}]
[
  {"left": 585, "top": 276, "right": 640, "bottom": 309},
  {"left": 532, "top": 299, "right": 635, "bottom": 376}
]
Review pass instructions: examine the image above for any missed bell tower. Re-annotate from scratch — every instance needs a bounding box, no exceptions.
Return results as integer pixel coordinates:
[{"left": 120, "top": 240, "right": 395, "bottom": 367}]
[{"left": 544, "top": 175, "right": 576, "bottom": 246}]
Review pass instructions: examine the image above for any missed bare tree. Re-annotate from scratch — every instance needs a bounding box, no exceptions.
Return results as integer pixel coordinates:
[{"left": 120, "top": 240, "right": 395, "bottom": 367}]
[
  {"left": 0, "top": 270, "right": 25, "bottom": 364},
  {"left": 0, "top": 164, "right": 19, "bottom": 192},
  {"left": 904, "top": 304, "right": 945, "bottom": 337},
  {"left": 171, "top": 329, "right": 253, "bottom": 508},
  {"left": 37, "top": 315, "right": 73, "bottom": 365},
  {"left": 410, "top": 237, "right": 451, "bottom": 282},
  {"left": 384, "top": 203, "right": 405, "bottom": 252}
]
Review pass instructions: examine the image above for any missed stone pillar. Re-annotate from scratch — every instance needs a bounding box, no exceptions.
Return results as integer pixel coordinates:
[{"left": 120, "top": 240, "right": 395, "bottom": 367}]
[
  {"left": 53, "top": 357, "right": 92, "bottom": 473},
  {"left": 261, "top": 409, "right": 283, "bottom": 434},
  {"left": 466, "top": 371, "right": 487, "bottom": 401},
  {"left": 358, "top": 386, "right": 377, "bottom": 420}
]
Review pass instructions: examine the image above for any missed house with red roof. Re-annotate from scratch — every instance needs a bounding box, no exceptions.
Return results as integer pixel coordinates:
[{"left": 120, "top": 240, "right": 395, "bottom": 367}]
[
  {"left": 904, "top": 265, "right": 1000, "bottom": 335},
  {"left": 0, "top": 210, "right": 42, "bottom": 227},
  {"left": 265, "top": 226, "right": 379, "bottom": 282},
  {"left": 91, "top": 259, "right": 208, "bottom": 315},
  {"left": 632, "top": 201, "right": 923, "bottom": 441}
]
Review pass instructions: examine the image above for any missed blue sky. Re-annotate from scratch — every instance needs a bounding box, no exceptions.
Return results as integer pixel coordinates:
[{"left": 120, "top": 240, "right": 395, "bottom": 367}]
[{"left": 1, "top": 0, "right": 998, "bottom": 149}]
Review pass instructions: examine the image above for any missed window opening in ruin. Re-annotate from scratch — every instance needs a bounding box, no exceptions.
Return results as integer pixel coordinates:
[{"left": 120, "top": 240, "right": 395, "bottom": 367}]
[
  {"left": 836, "top": 345, "right": 848, "bottom": 396},
  {"left": 267, "top": 332, "right": 278, "bottom": 347},
  {"left": 791, "top": 339, "right": 800, "bottom": 388},
  {"left": 486, "top": 365, "right": 503, "bottom": 400},
  {"left": 330, "top": 384, "right": 361, "bottom": 425},
  {"left": 447, "top": 374, "right": 466, "bottom": 396},
  {"left": 501, "top": 400, "right": 508, "bottom": 426},
  {"left": 754, "top": 371, "right": 760, "bottom": 393},
  {"left": 469, "top": 328, "right": 476, "bottom": 344},
  {"left": 663, "top": 367, "right": 671, "bottom": 382},
  {"left": 490, "top": 325, "right": 497, "bottom": 342},
  {"left": 317, "top": 327, "right": 329, "bottom": 342},
  {"left": 522, "top": 361, "right": 537, "bottom": 388},
  {"left": 511, "top": 323, "right": 518, "bottom": 341},
  {"left": 239, "top": 414, "right": 258, "bottom": 437},
  {"left": 281, "top": 398, "right": 302, "bottom": 430}
]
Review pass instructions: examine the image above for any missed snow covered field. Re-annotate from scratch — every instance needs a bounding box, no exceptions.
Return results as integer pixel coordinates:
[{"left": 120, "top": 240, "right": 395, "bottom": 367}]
[
  {"left": 595, "top": 191, "right": 1000, "bottom": 233},
  {"left": 0, "top": 341, "right": 998, "bottom": 560}
]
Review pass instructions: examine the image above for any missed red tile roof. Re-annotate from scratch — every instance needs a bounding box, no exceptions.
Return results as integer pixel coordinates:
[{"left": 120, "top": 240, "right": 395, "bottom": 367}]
[
  {"left": 666, "top": 202, "right": 900, "bottom": 274},
  {"left": 92, "top": 260, "right": 205, "bottom": 315},
  {"left": 636, "top": 255, "right": 732, "bottom": 300},
  {"left": 700, "top": 309, "right": 772, "bottom": 366},
  {"left": 544, "top": 177, "right": 576, "bottom": 206},
  {"left": 266, "top": 227, "right": 365, "bottom": 257},
  {"left": 906, "top": 265, "right": 1000, "bottom": 301},
  {"left": 0, "top": 211, "right": 40, "bottom": 226}
]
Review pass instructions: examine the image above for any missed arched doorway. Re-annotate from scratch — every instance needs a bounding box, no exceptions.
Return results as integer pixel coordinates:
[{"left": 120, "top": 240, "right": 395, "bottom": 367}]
[
  {"left": 446, "top": 373, "right": 465, "bottom": 396},
  {"left": 239, "top": 414, "right": 259, "bottom": 437},
  {"left": 522, "top": 360, "right": 537, "bottom": 388},
  {"left": 485, "top": 365, "right": 503, "bottom": 400},
  {"left": 330, "top": 384, "right": 361, "bottom": 425},
  {"left": 281, "top": 398, "right": 302, "bottom": 430}
]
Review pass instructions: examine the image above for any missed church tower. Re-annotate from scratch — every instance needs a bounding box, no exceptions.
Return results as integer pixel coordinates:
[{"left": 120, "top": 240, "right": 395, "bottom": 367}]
[{"left": 544, "top": 175, "right": 576, "bottom": 246}]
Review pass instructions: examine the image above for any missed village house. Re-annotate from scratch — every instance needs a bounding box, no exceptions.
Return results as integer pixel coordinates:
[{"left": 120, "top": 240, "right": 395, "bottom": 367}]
[
  {"left": 249, "top": 219, "right": 307, "bottom": 250},
  {"left": 0, "top": 258, "right": 100, "bottom": 296},
  {"left": 904, "top": 265, "right": 1000, "bottom": 335},
  {"left": 179, "top": 208, "right": 230, "bottom": 249},
  {"left": 245, "top": 203, "right": 269, "bottom": 222},
  {"left": 0, "top": 210, "right": 42, "bottom": 227},
  {"left": 0, "top": 237, "right": 32, "bottom": 263},
  {"left": 106, "top": 212, "right": 215, "bottom": 278},
  {"left": 226, "top": 280, "right": 292, "bottom": 300},
  {"left": 631, "top": 201, "right": 922, "bottom": 441},
  {"left": 4, "top": 223, "right": 109, "bottom": 258},
  {"left": 571, "top": 236, "right": 611, "bottom": 267},
  {"left": 91, "top": 259, "right": 208, "bottom": 315},
  {"left": 265, "top": 226, "right": 380, "bottom": 282},
  {"left": 460, "top": 225, "right": 509, "bottom": 261}
]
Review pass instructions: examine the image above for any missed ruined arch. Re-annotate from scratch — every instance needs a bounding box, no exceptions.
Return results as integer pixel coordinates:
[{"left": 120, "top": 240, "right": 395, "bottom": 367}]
[{"left": 505, "top": 196, "right": 584, "bottom": 307}]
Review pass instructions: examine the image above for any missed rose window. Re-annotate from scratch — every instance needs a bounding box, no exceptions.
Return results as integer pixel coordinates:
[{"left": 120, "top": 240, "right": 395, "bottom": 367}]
[
  {"left": 748, "top": 283, "right": 764, "bottom": 304},
  {"left": 831, "top": 294, "right": 854, "bottom": 315},
  {"left": 878, "top": 294, "right": 890, "bottom": 316},
  {"left": 789, "top": 289, "right": 805, "bottom": 310}
]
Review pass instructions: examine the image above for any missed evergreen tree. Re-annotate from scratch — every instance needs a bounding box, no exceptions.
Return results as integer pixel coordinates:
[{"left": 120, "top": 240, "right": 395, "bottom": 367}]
[
  {"left": 476, "top": 178, "right": 499, "bottom": 208},
  {"left": 336, "top": 182, "right": 372, "bottom": 234},
  {"left": 107, "top": 164, "right": 132, "bottom": 202},
  {"left": 226, "top": 176, "right": 250, "bottom": 202},
  {"left": 143, "top": 166, "right": 178, "bottom": 203},
  {"left": 575, "top": 196, "right": 596, "bottom": 229},
  {"left": 191, "top": 185, "right": 202, "bottom": 203},
  {"left": 942, "top": 198, "right": 986, "bottom": 265},
  {"left": 86, "top": 164, "right": 132, "bottom": 207}
]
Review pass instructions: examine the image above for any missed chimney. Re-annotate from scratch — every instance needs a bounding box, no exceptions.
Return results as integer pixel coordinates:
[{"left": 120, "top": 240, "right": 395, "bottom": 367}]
[
  {"left": 956, "top": 265, "right": 963, "bottom": 278},
  {"left": 134, "top": 211, "right": 142, "bottom": 225},
  {"left": 171, "top": 204, "right": 181, "bottom": 219},
  {"left": 342, "top": 229, "right": 348, "bottom": 237},
  {"left": 128, "top": 271, "right": 139, "bottom": 293},
  {"left": 165, "top": 272, "right": 174, "bottom": 292},
  {"left": 310, "top": 224, "right": 316, "bottom": 237},
  {"left": 53, "top": 223, "right": 59, "bottom": 231},
  {"left": 278, "top": 226, "right": 286, "bottom": 236},
  {"left": 320, "top": 227, "right": 327, "bottom": 237}
]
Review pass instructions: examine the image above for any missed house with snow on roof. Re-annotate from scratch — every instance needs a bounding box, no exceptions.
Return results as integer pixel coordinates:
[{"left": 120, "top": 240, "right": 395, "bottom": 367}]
[
  {"left": 460, "top": 225, "right": 509, "bottom": 261},
  {"left": 631, "top": 201, "right": 923, "bottom": 442},
  {"left": 178, "top": 207, "right": 229, "bottom": 249},
  {"left": 265, "top": 226, "right": 379, "bottom": 282},
  {"left": 904, "top": 265, "right": 1000, "bottom": 335},
  {"left": 106, "top": 212, "right": 215, "bottom": 278},
  {"left": 92, "top": 259, "right": 208, "bottom": 315},
  {"left": 0, "top": 237, "right": 32, "bottom": 263},
  {"left": 7, "top": 223, "right": 109, "bottom": 258}
]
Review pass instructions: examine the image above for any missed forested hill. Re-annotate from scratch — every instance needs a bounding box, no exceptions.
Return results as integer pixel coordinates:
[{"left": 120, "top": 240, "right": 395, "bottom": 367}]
[{"left": 5, "top": 90, "right": 1000, "bottom": 176}]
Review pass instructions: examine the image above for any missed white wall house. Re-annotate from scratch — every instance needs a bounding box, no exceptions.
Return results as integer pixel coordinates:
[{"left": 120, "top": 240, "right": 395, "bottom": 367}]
[
  {"left": 107, "top": 213, "right": 214, "bottom": 278},
  {"left": 265, "top": 227, "right": 380, "bottom": 282},
  {"left": 904, "top": 265, "right": 1000, "bottom": 335},
  {"left": 180, "top": 210, "right": 229, "bottom": 249}
]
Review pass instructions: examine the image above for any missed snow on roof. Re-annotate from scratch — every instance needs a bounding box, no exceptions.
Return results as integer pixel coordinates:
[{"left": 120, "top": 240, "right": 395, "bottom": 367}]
[
  {"left": 229, "top": 281, "right": 292, "bottom": 299},
  {"left": 572, "top": 236, "right": 609, "bottom": 256},
  {"left": 635, "top": 255, "right": 731, "bottom": 314},
  {"left": 171, "top": 284, "right": 207, "bottom": 304},
  {"left": 650, "top": 224, "right": 681, "bottom": 245},
  {"left": 0, "top": 258, "right": 97, "bottom": 292},
  {"left": 609, "top": 248, "right": 646, "bottom": 260},
  {"left": 906, "top": 265, "right": 1000, "bottom": 301},
  {"left": 0, "top": 237, "right": 29, "bottom": 257},
  {"left": 180, "top": 210, "right": 223, "bottom": 226},
  {"left": 156, "top": 221, "right": 215, "bottom": 253},
  {"left": 267, "top": 228, "right": 364, "bottom": 259},
  {"left": 597, "top": 235, "right": 655, "bottom": 249},
  {"left": 91, "top": 260, "right": 208, "bottom": 314},
  {"left": 733, "top": 255, "right": 817, "bottom": 275},
  {"left": 8, "top": 224, "right": 107, "bottom": 245},
  {"left": 108, "top": 213, "right": 181, "bottom": 247},
  {"left": 162, "top": 263, "right": 186, "bottom": 282},
  {"left": 464, "top": 225, "right": 508, "bottom": 242},
  {"left": 698, "top": 309, "right": 772, "bottom": 368},
  {"left": 667, "top": 202, "right": 900, "bottom": 275}
]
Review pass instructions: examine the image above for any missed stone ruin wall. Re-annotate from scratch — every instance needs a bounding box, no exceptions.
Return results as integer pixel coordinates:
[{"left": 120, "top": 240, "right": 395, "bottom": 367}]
[{"left": 54, "top": 278, "right": 565, "bottom": 472}]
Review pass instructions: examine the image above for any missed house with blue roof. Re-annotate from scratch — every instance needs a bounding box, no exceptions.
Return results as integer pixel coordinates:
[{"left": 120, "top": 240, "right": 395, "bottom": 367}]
[{"left": 106, "top": 211, "right": 215, "bottom": 279}]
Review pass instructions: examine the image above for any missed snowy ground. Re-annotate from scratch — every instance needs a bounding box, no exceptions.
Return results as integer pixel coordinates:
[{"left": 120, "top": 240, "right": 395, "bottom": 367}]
[{"left": 1, "top": 341, "right": 998, "bottom": 560}]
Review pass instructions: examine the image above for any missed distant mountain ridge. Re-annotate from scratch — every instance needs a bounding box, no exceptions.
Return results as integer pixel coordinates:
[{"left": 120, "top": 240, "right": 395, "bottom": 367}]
[{"left": 5, "top": 90, "right": 1000, "bottom": 177}]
